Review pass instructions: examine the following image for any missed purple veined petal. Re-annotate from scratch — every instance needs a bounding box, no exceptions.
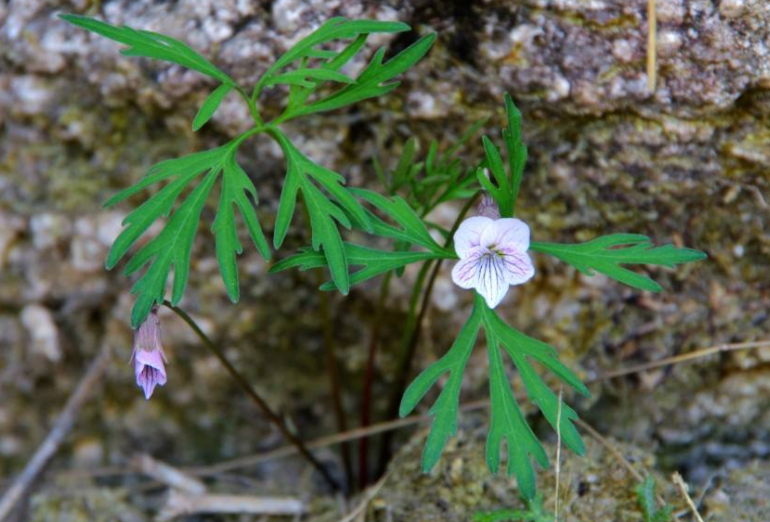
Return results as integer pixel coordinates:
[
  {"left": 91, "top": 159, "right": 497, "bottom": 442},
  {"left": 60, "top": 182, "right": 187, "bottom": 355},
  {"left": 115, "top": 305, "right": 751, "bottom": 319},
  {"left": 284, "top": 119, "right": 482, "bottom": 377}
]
[
  {"left": 475, "top": 253, "right": 511, "bottom": 308},
  {"left": 499, "top": 248, "right": 536, "bottom": 286},
  {"left": 134, "top": 348, "right": 167, "bottom": 399},
  {"left": 453, "top": 216, "right": 494, "bottom": 258},
  {"left": 451, "top": 247, "right": 486, "bottom": 289},
  {"left": 480, "top": 218, "right": 530, "bottom": 252}
]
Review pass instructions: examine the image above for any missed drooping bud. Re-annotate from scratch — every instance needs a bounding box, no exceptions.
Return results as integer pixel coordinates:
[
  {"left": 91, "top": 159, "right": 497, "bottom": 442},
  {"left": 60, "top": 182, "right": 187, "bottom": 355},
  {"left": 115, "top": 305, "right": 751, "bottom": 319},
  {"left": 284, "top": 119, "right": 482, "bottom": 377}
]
[{"left": 131, "top": 306, "right": 167, "bottom": 399}]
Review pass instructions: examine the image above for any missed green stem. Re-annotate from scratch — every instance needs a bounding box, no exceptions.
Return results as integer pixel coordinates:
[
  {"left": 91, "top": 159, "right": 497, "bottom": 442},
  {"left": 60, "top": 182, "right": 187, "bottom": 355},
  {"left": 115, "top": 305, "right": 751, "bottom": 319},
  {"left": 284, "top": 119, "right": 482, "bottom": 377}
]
[
  {"left": 376, "top": 191, "right": 481, "bottom": 475},
  {"left": 235, "top": 86, "right": 263, "bottom": 127},
  {"left": 163, "top": 301, "right": 342, "bottom": 493}
]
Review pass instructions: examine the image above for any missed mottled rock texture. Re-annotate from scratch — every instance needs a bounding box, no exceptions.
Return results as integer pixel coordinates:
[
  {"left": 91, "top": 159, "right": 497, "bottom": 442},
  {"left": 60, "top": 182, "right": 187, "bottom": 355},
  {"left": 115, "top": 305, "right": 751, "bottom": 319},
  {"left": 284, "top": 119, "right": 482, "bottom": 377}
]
[{"left": 1, "top": 0, "right": 769, "bottom": 519}]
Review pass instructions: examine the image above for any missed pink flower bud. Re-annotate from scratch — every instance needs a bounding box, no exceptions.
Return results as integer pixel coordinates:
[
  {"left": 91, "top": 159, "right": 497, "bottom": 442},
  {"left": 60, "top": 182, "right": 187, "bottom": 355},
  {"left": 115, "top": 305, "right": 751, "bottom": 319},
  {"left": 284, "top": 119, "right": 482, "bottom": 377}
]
[
  {"left": 477, "top": 192, "right": 501, "bottom": 219},
  {"left": 131, "top": 307, "right": 167, "bottom": 399}
]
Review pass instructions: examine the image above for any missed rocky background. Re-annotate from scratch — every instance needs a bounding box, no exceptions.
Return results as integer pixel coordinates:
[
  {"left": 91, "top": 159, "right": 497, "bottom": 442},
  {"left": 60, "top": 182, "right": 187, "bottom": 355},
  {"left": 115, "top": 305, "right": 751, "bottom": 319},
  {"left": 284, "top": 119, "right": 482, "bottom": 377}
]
[{"left": 1, "top": 0, "right": 769, "bottom": 520}]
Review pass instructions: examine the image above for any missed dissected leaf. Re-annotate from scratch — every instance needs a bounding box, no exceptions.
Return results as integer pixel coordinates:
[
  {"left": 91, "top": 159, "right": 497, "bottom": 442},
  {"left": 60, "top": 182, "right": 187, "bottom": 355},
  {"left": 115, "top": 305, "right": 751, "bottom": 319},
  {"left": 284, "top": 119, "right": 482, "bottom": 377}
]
[
  {"left": 286, "top": 33, "right": 436, "bottom": 119},
  {"left": 271, "top": 129, "right": 372, "bottom": 294},
  {"left": 270, "top": 243, "right": 450, "bottom": 291},
  {"left": 213, "top": 153, "right": 271, "bottom": 302},
  {"left": 477, "top": 94, "right": 527, "bottom": 217},
  {"left": 105, "top": 148, "right": 227, "bottom": 270},
  {"left": 482, "top": 301, "right": 549, "bottom": 500},
  {"left": 105, "top": 143, "right": 270, "bottom": 326},
  {"left": 401, "top": 293, "right": 588, "bottom": 500},
  {"left": 348, "top": 188, "right": 445, "bottom": 252},
  {"left": 260, "top": 18, "right": 410, "bottom": 82},
  {"left": 124, "top": 169, "right": 219, "bottom": 327},
  {"left": 400, "top": 303, "right": 482, "bottom": 471},
  {"left": 531, "top": 234, "right": 707, "bottom": 292},
  {"left": 60, "top": 14, "right": 234, "bottom": 84}
]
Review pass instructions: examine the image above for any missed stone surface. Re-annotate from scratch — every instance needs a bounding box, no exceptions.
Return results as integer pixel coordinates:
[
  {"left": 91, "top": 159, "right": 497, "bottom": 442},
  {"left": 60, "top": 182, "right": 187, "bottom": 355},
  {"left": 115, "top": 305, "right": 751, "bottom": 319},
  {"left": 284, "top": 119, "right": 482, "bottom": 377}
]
[{"left": 1, "top": 0, "right": 769, "bottom": 519}]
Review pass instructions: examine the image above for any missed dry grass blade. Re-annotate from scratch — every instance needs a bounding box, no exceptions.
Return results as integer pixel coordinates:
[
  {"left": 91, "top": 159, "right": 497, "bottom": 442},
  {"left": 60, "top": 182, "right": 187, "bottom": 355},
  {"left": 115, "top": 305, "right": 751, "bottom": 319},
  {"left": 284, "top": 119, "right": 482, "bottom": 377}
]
[
  {"left": 132, "top": 454, "right": 206, "bottom": 495},
  {"left": 0, "top": 348, "right": 109, "bottom": 522},
  {"left": 671, "top": 472, "right": 705, "bottom": 522},
  {"left": 588, "top": 340, "right": 770, "bottom": 382},
  {"left": 158, "top": 490, "right": 304, "bottom": 521},
  {"left": 647, "top": 0, "right": 657, "bottom": 91}
]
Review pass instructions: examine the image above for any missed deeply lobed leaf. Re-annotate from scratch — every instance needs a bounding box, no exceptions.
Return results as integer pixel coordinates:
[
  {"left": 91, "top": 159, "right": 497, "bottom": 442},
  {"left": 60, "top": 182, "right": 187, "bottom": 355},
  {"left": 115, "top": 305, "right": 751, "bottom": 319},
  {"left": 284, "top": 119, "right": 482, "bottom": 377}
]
[
  {"left": 531, "top": 234, "right": 707, "bottom": 292},
  {"left": 270, "top": 129, "right": 374, "bottom": 294},
  {"left": 477, "top": 94, "right": 527, "bottom": 218},
  {"left": 401, "top": 293, "right": 589, "bottom": 500},
  {"left": 281, "top": 33, "right": 436, "bottom": 120},
  {"left": 105, "top": 143, "right": 270, "bottom": 326},
  {"left": 270, "top": 243, "right": 450, "bottom": 291}
]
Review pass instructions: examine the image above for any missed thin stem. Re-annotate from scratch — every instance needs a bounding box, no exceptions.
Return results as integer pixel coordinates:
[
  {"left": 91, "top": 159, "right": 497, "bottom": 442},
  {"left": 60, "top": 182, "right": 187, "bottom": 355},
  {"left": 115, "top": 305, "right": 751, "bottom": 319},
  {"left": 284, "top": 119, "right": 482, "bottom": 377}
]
[
  {"left": 297, "top": 199, "right": 352, "bottom": 492},
  {"left": 376, "top": 191, "right": 481, "bottom": 474},
  {"left": 235, "top": 86, "right": 263, "bottom": 127},
  {"left": 313, "top": 267, "right": 353, "bottom": 491},
  {"left": 163, "top": 301, "right": 342, "bottom": 493},
  {"left": 358, "top": 270, "right": 393, "bottom": 488},
  {"left": 61, "top": 337, "right": 770, "bottom": 484}
]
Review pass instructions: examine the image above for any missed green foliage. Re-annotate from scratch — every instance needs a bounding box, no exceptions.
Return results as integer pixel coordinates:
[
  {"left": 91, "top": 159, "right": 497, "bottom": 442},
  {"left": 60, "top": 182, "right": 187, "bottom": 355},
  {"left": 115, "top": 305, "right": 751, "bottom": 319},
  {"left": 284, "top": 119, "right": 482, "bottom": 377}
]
[
  {"left": 104, "top": 144, "right": 270, "bottom": 327},
  {"left": 60, "top": 14, "right": 235, "bottom": 85},
  {"left": 473, "top": 494, "right": 552, "bottom": 522},
  {"left": 400, "top": 294, "right": 590, "bottom": 500},
  {"left": 478, "top": 93, "right": 527, "bottom": 218},
  {"left": 270, "top": 129, "right": 373, "bottom": 294},
  {"left": 636, "top": 477, "right": 673, "bottom": 522},
  {"left": 374, "top": 118, "right": 487, "bottom": 214},
  {"left": 63, "top": 13, "right": 434, "bottom": 323},
  {"left": 398, "top": 303, "right": 482, "bottom": 470},
  {"left": 252, "top": 17, "right": 436, "bottom": 122},
  {"left": 530, "top": 234, "right": 707, "bottom": 292},
  {"left": 270, "top": 188, "right": 454, "bottom": 289},
  {"left": 270, "top": 243, "right": 451, "bottom": 291}
]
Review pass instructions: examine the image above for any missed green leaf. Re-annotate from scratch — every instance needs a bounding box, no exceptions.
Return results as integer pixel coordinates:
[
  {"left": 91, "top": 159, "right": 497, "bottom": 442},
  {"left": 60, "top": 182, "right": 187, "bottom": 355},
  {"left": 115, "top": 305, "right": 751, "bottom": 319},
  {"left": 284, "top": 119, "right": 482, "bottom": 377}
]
[
  {"left": 193, "top": 83, "right": 233, "bottom": 131},
  {"left": 289, "top": 32, "right": 436, "bottom": 118},
  {"left": 255, "top": 18, "right": 410, "bottom": 101},
  {"left": 482, "top": 300, "right": 549, "bottom": 500},
  {"left": 270, "top": 129, "right": 372, "bottom": 295},
  {"left": 212, "top": 153, "right": 271, "bottom": 302},
  {"left": 125, "top": 169, "right": 219, "bottom": 327},
  {"left": 473, "top": 493, "right": 552, "bottom": 522},
  {"left": 530, "top": 234, "right": 707, "bottom": 292},
  {"left": 636, "top": 477, "right": 673, "bottom": 522},
  {"left": 265, "top": 68, "right": 355, "bottom": 88},
  {"left": 105, "top": 148, "right": 227, "bottom": 270},
  {"left": 270, "top": 243, "right": 450, "bottom": 291},
  {"left": 60, "top": 14, "right": 234, "bottom": 84},
  {"left": 105, "top": 142, "right": 270, "bottom": 326},
  {"left": 401, "top": 293, "right": 589, "bottom": 500},
  {"left": 478, "top": 94, "right": 527, "bottom": 218},
  {"left": 262, "top": 18, "right": 410, "bottom": 80},
  {"left": 348, "top": 188, "right": 445, "bottom": 252},
  {"left": 400, "top": 303, "right": 482, "bottom": 471}
]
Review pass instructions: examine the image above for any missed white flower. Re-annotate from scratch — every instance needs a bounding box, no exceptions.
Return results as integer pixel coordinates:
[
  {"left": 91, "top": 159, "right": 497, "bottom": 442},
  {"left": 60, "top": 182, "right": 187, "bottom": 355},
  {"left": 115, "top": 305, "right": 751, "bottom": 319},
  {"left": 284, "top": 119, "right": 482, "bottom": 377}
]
[{"left": 450, "top": 216, "right": 535, "bottom": 308}]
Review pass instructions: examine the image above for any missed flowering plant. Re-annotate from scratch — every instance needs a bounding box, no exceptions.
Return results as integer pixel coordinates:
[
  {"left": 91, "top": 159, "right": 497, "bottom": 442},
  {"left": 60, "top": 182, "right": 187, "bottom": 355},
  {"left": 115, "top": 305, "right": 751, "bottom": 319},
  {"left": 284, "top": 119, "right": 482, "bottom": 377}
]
[{"left": 63, "top": 13, "right": 706, "bottom": 499}]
